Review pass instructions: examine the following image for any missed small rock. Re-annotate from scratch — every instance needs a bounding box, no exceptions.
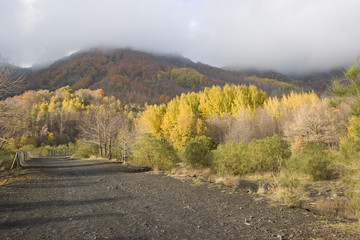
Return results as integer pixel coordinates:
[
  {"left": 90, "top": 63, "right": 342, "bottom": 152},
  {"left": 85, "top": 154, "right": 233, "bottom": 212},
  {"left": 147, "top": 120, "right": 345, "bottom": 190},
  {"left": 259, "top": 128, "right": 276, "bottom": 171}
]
[
  {"left": 277, "top": 235, "right": 284, "bottom": 240},
  {"left": 244, "top": 219, "right": 251, "bottom": 226}
]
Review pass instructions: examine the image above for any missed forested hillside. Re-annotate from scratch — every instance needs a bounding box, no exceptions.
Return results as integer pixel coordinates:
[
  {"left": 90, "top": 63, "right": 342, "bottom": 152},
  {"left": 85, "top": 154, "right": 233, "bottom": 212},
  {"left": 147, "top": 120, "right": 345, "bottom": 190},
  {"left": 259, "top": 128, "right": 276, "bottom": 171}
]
[{"left": 25, "top": 48, "right": 301, "bottom": 104}]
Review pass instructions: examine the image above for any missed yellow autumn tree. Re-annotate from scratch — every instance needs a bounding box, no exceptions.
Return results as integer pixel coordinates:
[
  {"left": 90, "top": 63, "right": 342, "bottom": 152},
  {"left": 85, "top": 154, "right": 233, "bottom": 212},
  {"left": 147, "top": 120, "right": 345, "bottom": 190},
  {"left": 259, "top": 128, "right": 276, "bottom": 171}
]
[
  {"left": 264, "top": 91, "right": 320, "bottom": 119},
  {"left": 198, "top": 84, "right": 266, "bottom": 117},
  {"left": 199, "top": 85, "right": 226, "bottom": 117},
  {"left": 140, "top": 104, "right": 166, "bottom": 138},
  {"left": 232, "top": 85, "right": 267, "bottom": 114},
  {"left": 170, "top": 102, "right": 198, "bottom": 148},
  {"left": 161, "top": 97, "right": 180, "bottom": 140}
]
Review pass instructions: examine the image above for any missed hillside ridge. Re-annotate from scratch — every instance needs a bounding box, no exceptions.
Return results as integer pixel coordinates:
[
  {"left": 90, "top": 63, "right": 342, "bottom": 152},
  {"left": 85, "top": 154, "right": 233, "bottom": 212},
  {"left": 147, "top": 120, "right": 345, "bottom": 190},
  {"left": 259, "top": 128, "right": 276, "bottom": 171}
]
[{"left": 23, "top": 48, "right": 329, "bottom": 103}]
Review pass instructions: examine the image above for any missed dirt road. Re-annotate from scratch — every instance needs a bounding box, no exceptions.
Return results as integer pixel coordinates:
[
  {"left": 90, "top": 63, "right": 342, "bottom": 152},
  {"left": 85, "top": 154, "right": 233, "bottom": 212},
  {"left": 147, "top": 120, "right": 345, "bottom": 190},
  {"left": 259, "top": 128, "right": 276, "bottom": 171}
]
[{"left": 0, "top": 156, "right": 358, "bottom": 239}]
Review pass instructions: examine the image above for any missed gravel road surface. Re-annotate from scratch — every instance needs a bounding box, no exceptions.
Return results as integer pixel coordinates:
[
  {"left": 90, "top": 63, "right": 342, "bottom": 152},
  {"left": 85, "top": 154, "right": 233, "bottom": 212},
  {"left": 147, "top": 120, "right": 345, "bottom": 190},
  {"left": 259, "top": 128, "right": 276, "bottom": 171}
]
[{"left": 0, "top": 156, "right": 358, "bottom": 240}]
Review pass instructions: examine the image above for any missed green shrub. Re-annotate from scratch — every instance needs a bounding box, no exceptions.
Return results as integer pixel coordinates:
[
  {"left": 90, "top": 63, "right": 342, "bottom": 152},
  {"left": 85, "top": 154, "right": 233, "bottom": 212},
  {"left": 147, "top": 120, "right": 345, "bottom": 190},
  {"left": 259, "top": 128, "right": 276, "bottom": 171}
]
[
  {"left": 347, "top": 189, "right": 360, "bottom": 220},
  {"left": 132, "top": 134, "right": 180, "bottom": 171},
  {"left": 19, "top": 144, "right": 36, "bottom": 152},
  {"left": 56, "top": 144, "right": 76, "bottom": 155},
  {"left": 19, "top": 135, "right": 37, "bottom": 147},
  {"left": 285, "top": 142, "right": 334, "bottom": 181},
  {"left": 338, "top": 140, "right": 360, "bottom": 220},
  {"left": 38, "top": 145, "right": 54, "bottom": 156},
  {"left": 73, "top": 144, "right": 99, "bottom": 158},
  {"left": 212, "top": 141, "right": 250, "bottom": 176},
  {"left": 30, "top": 144, "right": 76, "bottom": 157},
  {"left": 248, "top": 135, "right": 290, "bottom": 173},
  {"left": 213, "top": 135, "right": 289, "bottom": 176},
  {"left": 0, "top": 144, "right": 17, "bottom": 170},
  {"left": 109, "top": 148, "right": 123, "bottom": 161},
  {"left": 184, "top": 136, "right": 216, "bottom": 168}
]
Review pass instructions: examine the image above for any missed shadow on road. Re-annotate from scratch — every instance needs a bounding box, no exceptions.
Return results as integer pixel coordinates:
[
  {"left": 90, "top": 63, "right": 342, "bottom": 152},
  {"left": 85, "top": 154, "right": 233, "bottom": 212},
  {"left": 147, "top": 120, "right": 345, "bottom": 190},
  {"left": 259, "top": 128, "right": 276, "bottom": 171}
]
[
  {"left": 0, "top": 196, "right": 131, "bottom": 213},
  {"left": 0, "top": 212, "right": 126, "bottom": 230},
  {"left": 22, "top": 156, "right": 150, "bottom": 178}
]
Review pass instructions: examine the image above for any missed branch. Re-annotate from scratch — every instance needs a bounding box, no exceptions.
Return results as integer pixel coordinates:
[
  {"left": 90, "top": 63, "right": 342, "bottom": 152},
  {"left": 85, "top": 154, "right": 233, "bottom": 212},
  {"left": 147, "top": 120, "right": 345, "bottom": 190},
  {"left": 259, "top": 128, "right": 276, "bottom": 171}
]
[{"left": 0, "top": 57, "right": 25, "bottom": 99}]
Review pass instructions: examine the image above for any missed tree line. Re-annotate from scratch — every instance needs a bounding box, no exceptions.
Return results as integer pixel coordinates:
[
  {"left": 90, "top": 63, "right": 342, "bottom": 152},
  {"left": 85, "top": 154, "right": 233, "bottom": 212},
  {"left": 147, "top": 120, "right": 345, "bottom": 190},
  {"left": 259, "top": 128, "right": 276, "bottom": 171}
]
[{"left": 0, "top": 85, "right": 140, "bottom": 160}]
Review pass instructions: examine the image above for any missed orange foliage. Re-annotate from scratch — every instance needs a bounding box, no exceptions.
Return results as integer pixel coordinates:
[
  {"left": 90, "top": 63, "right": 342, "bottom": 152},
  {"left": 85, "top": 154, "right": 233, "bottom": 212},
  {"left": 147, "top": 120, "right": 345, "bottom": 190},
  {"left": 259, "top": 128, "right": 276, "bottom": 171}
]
[{"left": 93, "top": 89, "right": 106, "bottom": 97}]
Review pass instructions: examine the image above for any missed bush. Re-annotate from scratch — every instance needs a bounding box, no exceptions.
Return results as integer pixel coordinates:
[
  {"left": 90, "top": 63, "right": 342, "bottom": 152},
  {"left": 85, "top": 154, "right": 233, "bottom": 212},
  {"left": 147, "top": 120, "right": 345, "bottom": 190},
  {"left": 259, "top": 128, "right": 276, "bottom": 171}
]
[
  {"left": 213, "top": 135, "right": 289, "bottom": 176},
  {"left": 285, "top": 142, "right": 334, "bottom": 181},
  {"left": 19, "top": 135, "right": 37, "bottom": 147},
  {"left": 132, "top": 134, "right": 180, "bottom": 171},
  {"left": 19, "top": 144, "right": 36, "bottom": 152},
  {"left": 212, "top": 141, "right": 250, "bottom": 176},
  {"left": 248, "top": 135, "right": 290, "bottom": 173},
  {"left": 0, "top": 144, "right": 17, "bottom": 170},
  {"left": 73, "top": 144, "right": 99, "bottom": 158},
  {"left": 184, "top": 136, "right": 216, "bottom": 168},
  {"left": 338, "top": 136, "right": 360, "bottom": 220},
  {"left": 30, "top": 144, "right": 76, "bottom": 157},
  {"left": 34, "top": 145, "right": 52, "bottom": 156},
  {"left": 109, "top": 148, "right": 123, "bottom": 161}
]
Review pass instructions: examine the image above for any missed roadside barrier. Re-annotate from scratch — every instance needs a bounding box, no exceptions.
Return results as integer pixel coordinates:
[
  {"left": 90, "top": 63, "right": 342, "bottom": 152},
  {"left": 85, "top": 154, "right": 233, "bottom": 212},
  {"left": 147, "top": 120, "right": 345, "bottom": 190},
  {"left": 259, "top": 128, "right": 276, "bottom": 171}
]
[
  {"left": 9, "top": 147, "right": 75, "bottom": 170},
  {"left": 30, "top": 148, "right": 75, "bottom": 158},
  {"left": 10, "top": 152, "right": 30, "bottom": 170}
]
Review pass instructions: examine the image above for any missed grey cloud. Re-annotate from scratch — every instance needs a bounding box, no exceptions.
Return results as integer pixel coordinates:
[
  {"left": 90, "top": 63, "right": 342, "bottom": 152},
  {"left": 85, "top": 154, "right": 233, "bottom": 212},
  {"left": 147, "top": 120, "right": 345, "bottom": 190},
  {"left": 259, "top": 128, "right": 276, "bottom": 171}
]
[{"left": 0, "top": 0, "right": 359, "bottom": 74}]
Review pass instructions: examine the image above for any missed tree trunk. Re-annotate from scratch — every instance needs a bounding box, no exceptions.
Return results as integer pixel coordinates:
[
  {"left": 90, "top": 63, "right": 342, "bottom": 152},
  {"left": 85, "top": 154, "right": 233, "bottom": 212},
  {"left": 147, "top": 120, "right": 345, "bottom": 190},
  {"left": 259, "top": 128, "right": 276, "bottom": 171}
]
[
  {"left": 104, "top": 143, "right": 107, "bottom": 158},
  {"left": 108, "top": 144, "right": 112, "bottom": 160},
  {"left": 0, "top": 139, "right": 6, "bottom": 150},
  {"left": 59, "top": 112, "right": 63, "bottom": 144},
  {"left": 123, "top": 142, "right": 127, "bottom": 163},
  {"left": 99, "top": 145, "right": 102, "bottom": 156}
]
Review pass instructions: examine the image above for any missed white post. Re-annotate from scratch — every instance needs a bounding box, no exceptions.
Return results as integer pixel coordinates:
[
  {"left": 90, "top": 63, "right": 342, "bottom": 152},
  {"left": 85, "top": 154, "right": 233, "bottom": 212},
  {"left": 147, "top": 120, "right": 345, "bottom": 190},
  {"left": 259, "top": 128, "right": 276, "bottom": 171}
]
[{"left": 10, "top": 152, "right": 18, "bottom": 170}]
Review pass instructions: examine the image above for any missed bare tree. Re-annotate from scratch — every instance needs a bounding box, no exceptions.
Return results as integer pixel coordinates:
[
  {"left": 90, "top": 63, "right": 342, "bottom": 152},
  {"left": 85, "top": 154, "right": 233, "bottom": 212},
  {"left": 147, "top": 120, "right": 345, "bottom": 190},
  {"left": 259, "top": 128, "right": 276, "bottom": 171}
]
[
  {"left": 79, "top": 97, "right": 128, "bottom": 159},
  {"left": 224, "top": 108, "right": 280, "bottom": 143},
  {"left": 0, "top": 57, "right": 24, "bottom": 100},
  {"left": 0, "top": 97, "right": 29, "bottom": 149},
  {"left": 118, "top": 118, "right": 136, "bottom": 162},
  {"left": 206, "top": 114, "right": 235, "bottom": 144},
  {"left": 0, "top": 57, "right": 25, "bottom": 148},
  {"left": 0, "top": 101, "right": 8, "bottom": 149},
  {"left": 284, "top": 100, "right": 350, "bottom": 146}
]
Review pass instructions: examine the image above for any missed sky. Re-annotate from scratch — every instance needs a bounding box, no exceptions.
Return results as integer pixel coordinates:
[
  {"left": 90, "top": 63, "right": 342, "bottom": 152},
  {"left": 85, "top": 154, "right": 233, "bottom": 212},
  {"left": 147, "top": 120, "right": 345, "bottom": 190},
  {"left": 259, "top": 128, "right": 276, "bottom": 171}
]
[{"left": 0, "top": 0, "right": 359, "bottom": 75}]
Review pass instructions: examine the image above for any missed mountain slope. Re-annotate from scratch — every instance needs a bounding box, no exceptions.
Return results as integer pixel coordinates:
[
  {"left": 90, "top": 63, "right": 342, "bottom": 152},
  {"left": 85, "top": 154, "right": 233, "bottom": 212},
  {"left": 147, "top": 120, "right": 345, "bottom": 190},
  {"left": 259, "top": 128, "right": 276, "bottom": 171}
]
[{"left": 26, "top": 48, "right": 302, "bottom": 103}]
